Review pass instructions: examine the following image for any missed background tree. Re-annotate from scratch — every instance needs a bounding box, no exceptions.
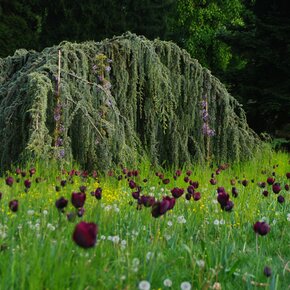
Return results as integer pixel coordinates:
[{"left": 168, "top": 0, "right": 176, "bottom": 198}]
[
  {"left": 0, "top": 0, "right": 42, "bottom": 57},
  {"left": 221, "top": 0, "right": 290, "bottom": 135}
]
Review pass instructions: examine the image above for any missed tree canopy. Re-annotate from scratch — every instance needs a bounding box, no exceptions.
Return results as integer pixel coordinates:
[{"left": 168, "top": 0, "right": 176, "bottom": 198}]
[{"left": 0, "top": 0, "right": 289, "bottom": 137}]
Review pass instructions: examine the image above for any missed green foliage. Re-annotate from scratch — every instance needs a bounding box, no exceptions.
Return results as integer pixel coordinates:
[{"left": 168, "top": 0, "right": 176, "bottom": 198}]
[
  {"left": 0, "top": 0, "right": 42, "bottom": 57},
  {"left": 0, "top": 33, "right": 260, "bottom": 170},
  {"left": 173, "top": 0, "right": 246, "bottom": 73},
  {"left": 222, "top": 0, "right": 290, "bottom": 134}
]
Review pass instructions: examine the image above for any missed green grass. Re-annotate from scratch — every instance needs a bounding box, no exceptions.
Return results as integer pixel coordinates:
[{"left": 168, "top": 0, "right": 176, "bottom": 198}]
[{"left": 0, "top": 151, "right": 289, "bottom": 290}]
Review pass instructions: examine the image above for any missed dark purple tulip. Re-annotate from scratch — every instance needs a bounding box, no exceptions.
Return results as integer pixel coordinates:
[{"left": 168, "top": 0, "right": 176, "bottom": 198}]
[
  {"left": 79, "top": 185, "right": 87, "bottom": 193},
  {"left": 72, "top": 222, "right": 98, "bottom": 248},
  {"left": 16, "top": 168, "right": 21, "bottom": 175},
  {"left": 107, "top": 170, "right": 114, "bottom": 177},
  {"left": 117, "top": 175, "right": 123, "bottom": 181},
  {"left": 163, "top": 196, "right": 175, "bottom": 210},
  {"left": 60, "top": 180, "right": 67, "bottom": 187},
  {"left": 151, "top": 199, "right": 170, "bottom": 218},
  {"left": 184, "top": 176, "right": 189, "bottom": 183},
  {"left": 217, "top": 187, "right": 226, "bottom": 194},
  {"left": 133, "top": 170, "right": 139, "bottom": 177},
  {"left": 232, "top": 187, "right": 238, "bottom": 198},
  {"left": 187, "top": 185, "right": 195, "bottom": 194},
  {"left": 162, "top": 178, "right": 170, "bottom": 185},
  {"left": 140, "top": 195, "right": 155, "bottom": 207},
  {"left": 151, "top": 202, "right": 162, "bottom": 218},
  {"left": 217, "top": 192, "right": 230, "bottom": 208},
  {"left": 171, "top": 187, "right": 184, "bottom": 198},
  {"left": 225, "top": 200, "right": 234, "bottom": 211},
  {"left": 253, "top": 221, "right": 270, "bottom": 236},
  {"left": 29, "top": 168, "right": 36, "bottom": 177},
  {"left": 5, "top": 177, "right": 14, "bottom": 186},
  {"left": 55, "top": 197, "right": 68, "bottom": 210},
  {"left": 263, "top": 266, "right": 272, "bottom": 277},
  {"left": 132, "top": 191, "right": 140, "bottom": 199},
  {"left": 95, "top": 188, "right": 102, "bottom": 200},
  {"left": 81, "top": 171, "right": 89, "bottom": 178},
  {"left": 267, "top": 177, "right": 275, "bottom": 185},
  {"left": 143, "top": 178, "right": 148, "bottom": 183},
  {"left": 92, "top": 170, "right": 98, "bottom": 178},
  {"left": 175, "top": 169, "right": 182, "bottom": 177},
  {"left": 186, "top": 170, "right": 192, "bottom": 176},
  {"left": 71, "top": 192, "right": 86, "bottom": 208},
  {"left": 285, "top": 184, "right": 289, "bottom": 191},
  {"left": 258, "top": 182, "right": 266, "bottom": 188},
  {"left": 242, "top": 179, "right": 249, "bottom": 187},
  {"left": 0, "top": 192, "right": 2, "bottom": 200},
  {"left": 190, "top": 181, "right": 199, "bottom": 189},
  {"left": 9, "top": 200, "right": 18, "bottom": 212},
  {"left": 262, "top": 190, "right": 269, "bottom": 197},
  {"left": 159, "top": 173, "right": 164, "bottom": 180},
  {"left": 193, "top": 192, "right": 201, "bottom": 201},
  {"left": 21, "top": 171, "right": 26, "bottom": 177},
  {"left": 216, "top": 169, "right": 221, "bottom": 175},
  {"left": 277, "top": 195, "right": 284, "bottom": 203},
  {"left": 185, "top": 193, "right": 191, "bottom": 200},
  {"left": 272, "top": 183, "right": 281, "bottom": 194},
  {"left": 77, "top": 207, "right": 85, "bottom": 217},
  {"left": 159, "top": 199, "right": 170, "bottom": 214},
  {"left": 128, "top": 180, "right": 136, "bottom": 189},
  {"left": 286, "top": 172, "right": 290, "bottom": 179},
  {"left": 210, "top": 178, "right": 217, "bottom": 185},
  {"left": 24, "top": 179, "right": 31, "bottom": 189}
]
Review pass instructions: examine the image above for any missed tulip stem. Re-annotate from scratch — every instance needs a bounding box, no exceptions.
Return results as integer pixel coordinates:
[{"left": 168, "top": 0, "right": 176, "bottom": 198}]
[{"left": 256, "top": 234, "right": 258, "bottom": 254}]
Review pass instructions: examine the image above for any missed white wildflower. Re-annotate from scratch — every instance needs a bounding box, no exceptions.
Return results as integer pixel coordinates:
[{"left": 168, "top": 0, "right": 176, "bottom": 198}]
[
  {"left": 177, "top": 215, "right": 186, "bottom": 224},
  {"left": 180, "top": 281, "right": 191, "bottom": 290},
  {"left": 112, "top": 236, "right": 120, "bottom": 244},
  {"left": 196, "top": 259, "right": 205, "bottom": 268},
  {"left": 163, "top": 278, "right": 172, "bottom": 287},
  {"left": 138, "top": 280, "right": 150, "bottom": 290},
  {"left": 214, "top": 219, "right": 219, "bottom": 225},
  {"left": 146, "top": 251, "right": 153, "bottom": 261}
]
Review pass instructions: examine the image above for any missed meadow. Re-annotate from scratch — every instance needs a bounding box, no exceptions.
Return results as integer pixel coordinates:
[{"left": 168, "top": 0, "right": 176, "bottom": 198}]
[{"left": 0, "top": 151, "right": 289, "bottom": 290}]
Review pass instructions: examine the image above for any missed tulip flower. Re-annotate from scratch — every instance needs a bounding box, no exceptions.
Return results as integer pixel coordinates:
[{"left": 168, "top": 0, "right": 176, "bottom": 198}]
[
  {"left": 9, "top": 200, "right": 18, "bottom": 212},
  {"left": 5, "top": 177, "right": 14, "bottom": 187},
  {"left": 71, "top": 192, "right": 86, "bottom": 208},
  {"left": 253, "top": 221, "right": 270, "bottom": 236},
  {"left": 72, "top": 222, "right": 98, "bottom": 248},
  {"left": 55, "top": 197, "right": 68, "bottom": 210},
  {"left": 272, "top": 183, "right": 281, "bottom": 194},
  {"left": 95, "top": 187, "right": 102, "bottom": 200}
]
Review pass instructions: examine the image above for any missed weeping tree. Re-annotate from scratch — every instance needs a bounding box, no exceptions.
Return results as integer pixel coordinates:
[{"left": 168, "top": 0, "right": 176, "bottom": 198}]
[{"left": 0, "top": 32, "right": 260, "bottom": 170}]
